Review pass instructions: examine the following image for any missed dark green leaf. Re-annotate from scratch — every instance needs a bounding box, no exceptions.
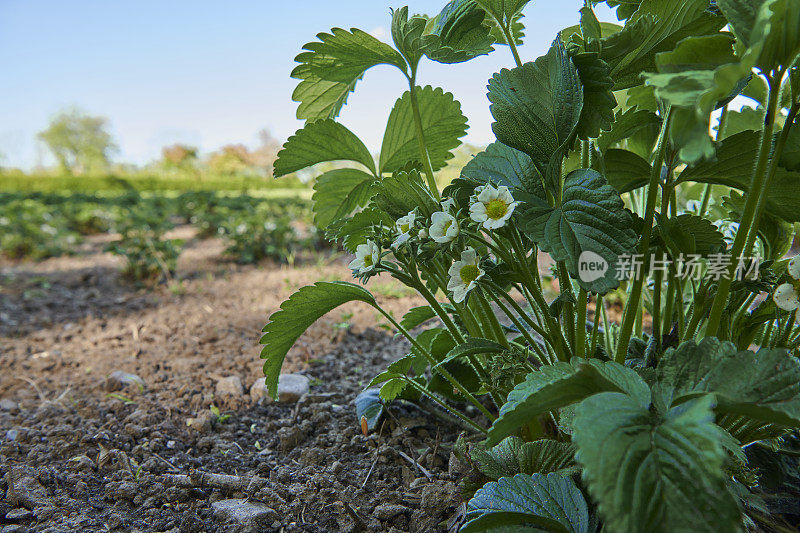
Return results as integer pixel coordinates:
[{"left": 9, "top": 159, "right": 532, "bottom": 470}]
[
  {"left": 574, "top": 393, "right": 742, "bottom": 532},
  {"left": 603, "top": 148, "right": 651, "bottom": 193},
  {"left": 327, "top": 208, "right": 394, "bottom": 253},
  {"left": 400, "top": 305, "right": 437, "bottom": 330},
  {"left": 488, "top": 38, "right": 583, "bottom": 193},
  {"left": 487, "top": 358, "right": 650, "bottom": 446},
  {"left": 518, "top": 168, "right": 638, "bottom": 294},
  {"left": 463, "top": 473, "right": 589, "bottom": 533},
  {"left": 658, "top": 338, "right": 800, "bottom": 429},
  {"left": 655, "top": 213, "right": 726, "bottom": 257},
  {"left": 261, "top": 282, "right": 377, "bottom": 399},
  {"left": 274, "top": 119, "right": 376, "bottom": 177},
  {"left": 427, "top": 0, "right": 495, "bottom": 64},
  {"left": 373, "top": 169, "right": 439, "bottom": 219},
  {"left": 595, "top": 107, "right": 661, "bottom": 155},
  {"left": 469, "top": 437, "right": 577, "bottom": 480},
  {"left": 460, "top": 141, "right": 544, "bottom": 197},
  {"left": 436, "top": 337, "right": 507, "bottom": 367}
]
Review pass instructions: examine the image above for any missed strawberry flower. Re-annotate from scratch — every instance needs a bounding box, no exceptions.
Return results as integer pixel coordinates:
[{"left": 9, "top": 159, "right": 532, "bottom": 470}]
[
  {"left": 469, "top": 185, "right": 518, "bottom": 230},
  {"left": 447, "top": 248, "right": 485, "bottom": 303}
]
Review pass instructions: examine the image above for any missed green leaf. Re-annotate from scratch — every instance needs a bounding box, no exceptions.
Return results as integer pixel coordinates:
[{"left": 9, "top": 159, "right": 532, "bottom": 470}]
[
  {"left": 474, "top": 0, "right": 530, "bottom": 31},
  {"left": 655, "top": 213, "right": 726, "bottom": 257},
  {"left": 595, "top": 107, "right": 661, "bottom": 155},
  {"left": 312, "top": 168, "right": 376, "bottom": 227},
  {"left": 644, "top": 34, "right": 746, "bottom": 163},
  {"left": 675, "top": 130, "right": 800, "bottom": 222},
  {"left": 518, "top": 168, "right": 638, "bottom": 294},
  {"left": 436, "top": 337, "right": 507, "bottom": 367},
  {"left": 463, "top": 473, "right": 589, "bottom": 533},
  {"left": 487, "top": 358, "right": 650, "bottom": 446},
  {"left": 719, "top": 0, "right": 800, "bottom": 72},
  {"left": 260, "top": 282, "right": 377, "bottom": 399},
  {"left": 355, "top": 388, "right": 384, "bottom": 431},
  {"left": 719, "top": 106, "right": 765, "bottom": 139},
  {"left": 372, "top": 169, "right": 439, "bottom": 219},
  {"left": 400, "top": 305, "right": 437, "bottom": 331},
  {"left": 292, "top": 28, "right": 407, "bottom": 121},
  {"left": 327, "top": 207, "right": 394, "bottom": 253},
  {"left": 391, "top": 7, "right": 434, "bottom": 68},
  {"left": 469, "top": 437, "right": 577, "bottom": 480},
  {"left": 658, "top": 338, "right": 800, "bottom": 429},
  {"left": 488, "top": 38, "right": 583, "bottom": 193},
  {"left": 380, "top": 86, "right": 468, "bottom": 174},
  {"left": 603, "top": 148, "right": 651, "bottom": 193},
  {"left": 567, "top": 48, "right": 617, "bottom": 139},
  {"left": 460, "top": 142, "right": 544, "bottom": 197},
  {"left": 274, "top": 119, "right": 376, "bottom": 177},
  {"left": 426, "top": 0, "right": 495, "bottom": 64},
  {"left": 573, "top": 393, "right": 742, "bottom": 532},
  {"left": 600, "top": 0, "right": 726, "bottom": 90},
  {"left": 780, "top": 125, "right": 800, "bottom": 171}
]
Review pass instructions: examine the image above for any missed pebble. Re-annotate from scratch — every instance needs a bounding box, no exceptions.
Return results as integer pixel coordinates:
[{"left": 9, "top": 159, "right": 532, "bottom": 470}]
[
  {"left": 105, "top": 371, "right": 145, "bottom": 393},
  {"left": 0, "top": 399, "right": 20, "bottom": 413},
  {"left": 186, "top": 411, "right": 213, "bottom": 433},
  {"left": 373, "top": 503, "right": 409, "bottom": 520},
  {"left": 5, "top": 466, "right": 50, "bottom": 509},
  {"left": 211, "top": 499, "right": 278, "bottom": 530},
  {"left": 69, "top": 454, "right": 95, "bottom": 472},
  {"left": 216, "top": 376, "right": 244, "bottom": 397},
  {"left": 250, "top": 374, "right": 309, "bottom": 404},
  {"left": 5, "top": 508, "right": 33, "bottom": 520}
]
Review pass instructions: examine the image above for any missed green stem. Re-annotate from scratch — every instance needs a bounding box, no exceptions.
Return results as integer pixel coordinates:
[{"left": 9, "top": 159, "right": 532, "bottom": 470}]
[
  {"left": 486, "top": 289, "right": 550, "bottom": 363},
  {"left": 590, "top": 296, "right": 602, "bottom": 358},
  {"left": 616, "top": 109, "right": 672, "bottom": 362},
  {"left": 407, "top": 76, "right": 440, "bottom": 201},
  {"left": 744, "top": 102, "right": 800, "bottom": 256},
  {"left": 402, "top": 377, "right": 486, "bottom": 434},
  {"left": 376, "top": 305, "right": 495, "bottom": 421},
  {"left": 576, "top": 288, "right": 588, "bottom": 358},
  {"left": 705, "top": 74, "right": 782, "bottom": 338},
  {"left": 500, "top": 23, "right": 523, "bottom": 68}
]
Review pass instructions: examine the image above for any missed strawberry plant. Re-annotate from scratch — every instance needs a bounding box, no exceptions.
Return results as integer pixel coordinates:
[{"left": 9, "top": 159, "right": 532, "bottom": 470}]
[{"left": 269, "top": 0, "right": 800, "bottom": 528}]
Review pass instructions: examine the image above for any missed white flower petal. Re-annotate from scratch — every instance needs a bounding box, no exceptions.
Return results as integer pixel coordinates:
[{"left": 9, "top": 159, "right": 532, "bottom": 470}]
[{"left": 789, "top": 256, "right": 800, "bottom": 280}]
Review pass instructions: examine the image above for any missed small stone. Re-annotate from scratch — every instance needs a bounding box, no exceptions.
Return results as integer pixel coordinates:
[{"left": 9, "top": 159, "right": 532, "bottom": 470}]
[
  {"left": 69, "top": 454, "right": 95, "bottom": 472},
  {"left": 33, "top": 506, "right": 55, "bottom": 521},
  {"left": 0, "top": 399, "right": 19, "bottom": 413},
  {"left": 211, "top": 499, "right": 278, "bottom": 530},
  {"left": 216, "top": 376, "right": 244, "bottom": 397},
  {"left": 105, "top": 371, "right": 145, "bottom": 393},
  {"left": 5, "top": 466, "right": 50, "bottom": 509},
  {"left": 5, "top": 508, "right": 33, "bottom": 521},
  {"left": 1, "top": 525, "right": 26, "bottom": 533},
  {"left": 373, "top": 503, "right": 409, "bottom": 520},
  {"left": 5, "top": 429, "right": 19, "bottom": 442},
  {"left": 252, "top": 374, "right": 310, "bottom": 404},
  {"left": 186, "top": 411, "right": 213, "bottom": 433}
]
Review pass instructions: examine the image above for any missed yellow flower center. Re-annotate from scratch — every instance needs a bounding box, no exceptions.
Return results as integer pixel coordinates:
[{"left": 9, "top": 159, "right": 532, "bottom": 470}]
[
  {"left": 364, "top": 254, "right": 374, "bottom": 267},
  {"left": 442, "top": 220, "right": 453, "bottom": 234},
  {"left": 400, "top": 223, "right": 410, "bottom": 234},
  {"left": 485, "top": 198, "right": 508, "bottom": 220},
  {"left": 460, "top": 264, "right": 480, "bottom": 284}
]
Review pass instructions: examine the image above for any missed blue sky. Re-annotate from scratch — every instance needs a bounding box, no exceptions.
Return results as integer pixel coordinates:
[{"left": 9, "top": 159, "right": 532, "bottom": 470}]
[{"left": 0, "top": 1, "right": 618, "bottom": 169}]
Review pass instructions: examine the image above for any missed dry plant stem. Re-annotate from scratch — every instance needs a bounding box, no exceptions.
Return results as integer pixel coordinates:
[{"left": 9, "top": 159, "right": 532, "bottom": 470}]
[
  {"left": 705, "top": 74, "right": 782, "bottom": 337},
  {"left": 616, "top": 108, "right": 672, "bottom": 362}
]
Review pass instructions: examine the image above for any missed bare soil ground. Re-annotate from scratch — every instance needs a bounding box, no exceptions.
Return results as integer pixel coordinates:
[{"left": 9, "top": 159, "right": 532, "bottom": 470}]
[{"left": 0, "top": 229, "right": 473, "bottom": 533}]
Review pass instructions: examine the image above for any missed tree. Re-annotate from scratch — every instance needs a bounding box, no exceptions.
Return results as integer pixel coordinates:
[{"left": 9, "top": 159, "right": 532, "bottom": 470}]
[
  {"left": 207, "top": 144, "right": 253, "bottom": 175},
  {"left": 249, "top": 129, "right": 281, "bottom": 177},
  {"left": 37, "top": 108, "right": 117, "bottom": 174},
  {"left": 161, "top": 144, "right": 198, "bottom": 169}
]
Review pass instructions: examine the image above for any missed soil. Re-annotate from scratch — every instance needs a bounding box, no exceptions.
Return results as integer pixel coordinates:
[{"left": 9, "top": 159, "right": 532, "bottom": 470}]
[{"left": 0, "top": 229, "right": 472, "bottom": 533}]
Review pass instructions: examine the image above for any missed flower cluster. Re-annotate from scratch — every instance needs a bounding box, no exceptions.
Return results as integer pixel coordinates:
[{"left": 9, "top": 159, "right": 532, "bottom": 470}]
[
  {"left": 348, "top": 184, "right": 519, "bottom": 302},
  {"left": 773, "top": 256, "right": 800, "bottom": 311}
]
